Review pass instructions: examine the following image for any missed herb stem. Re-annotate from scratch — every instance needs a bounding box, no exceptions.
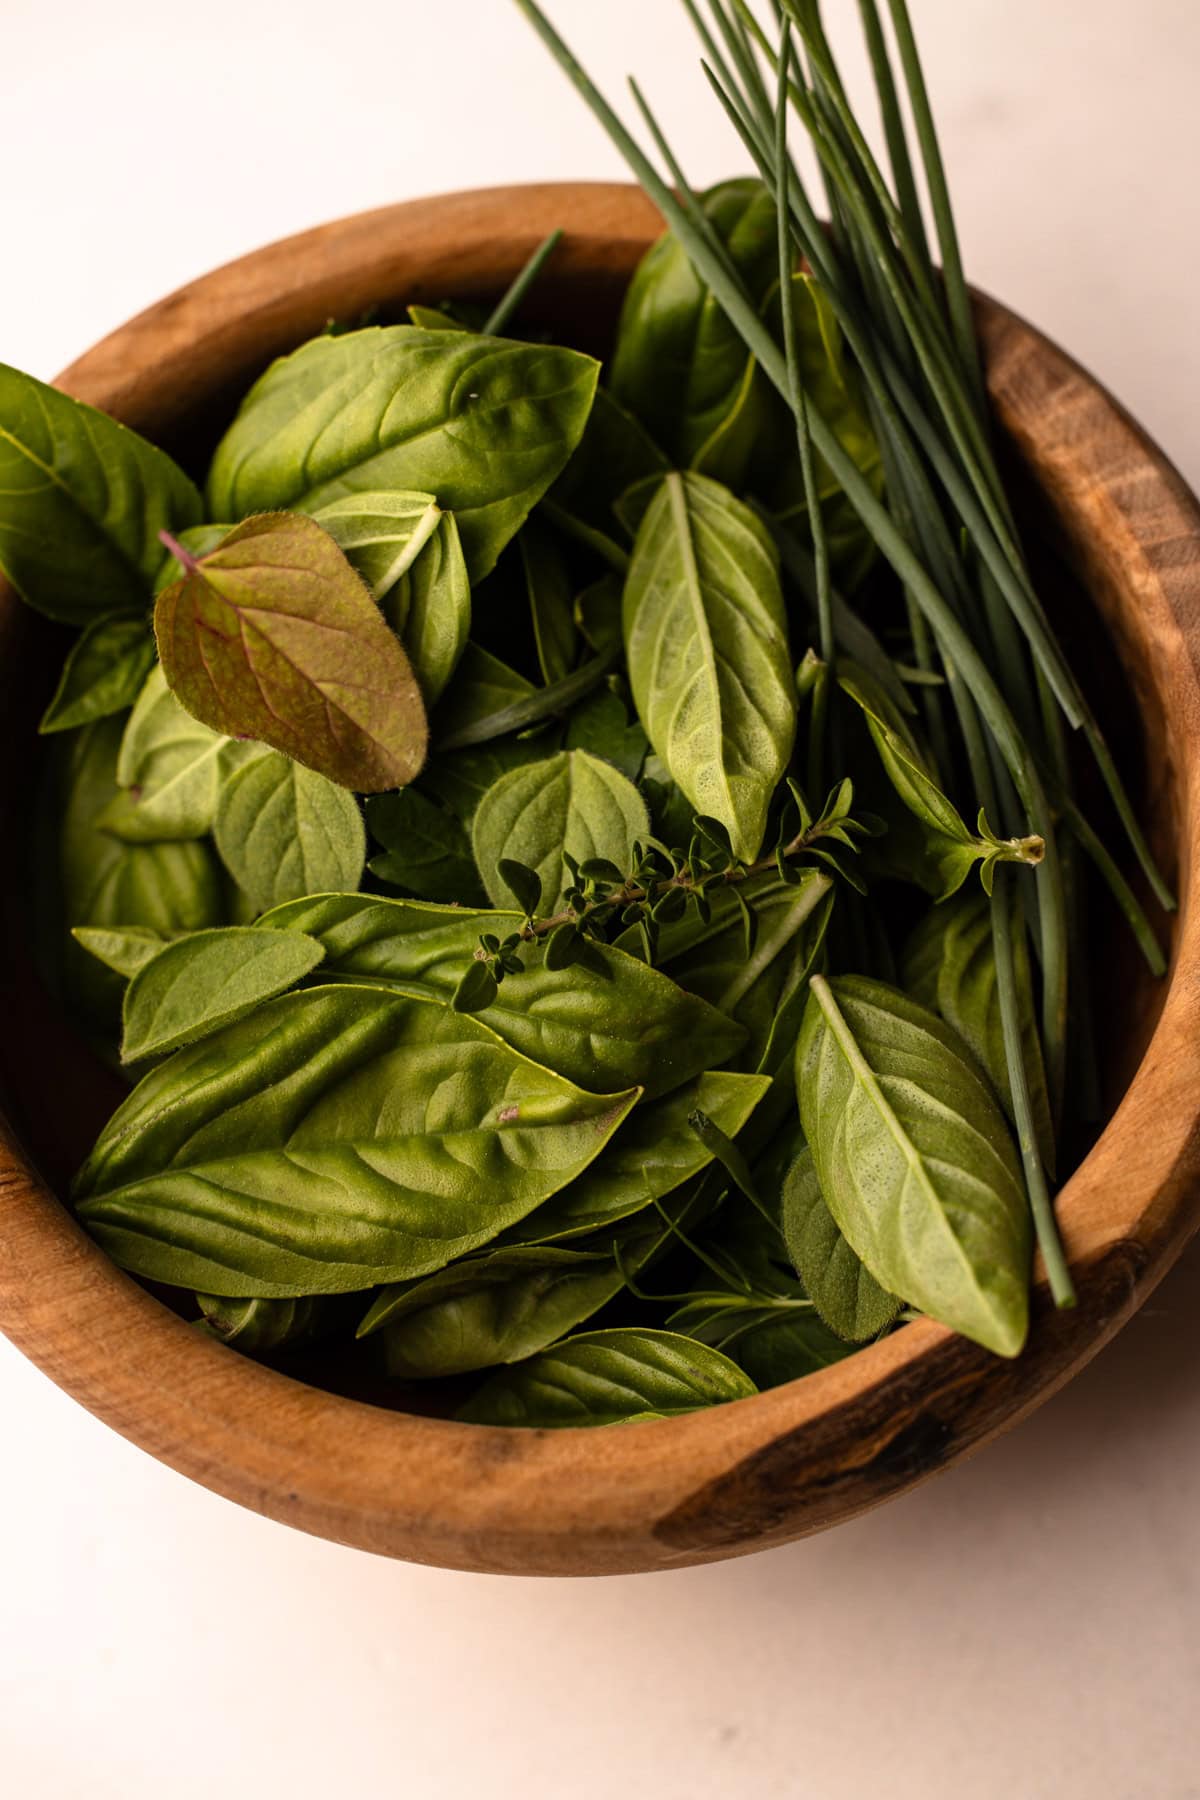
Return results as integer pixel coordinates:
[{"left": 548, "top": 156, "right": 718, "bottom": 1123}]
[{"left": 482, "top": 228, "right": 564, "bottom": 337}]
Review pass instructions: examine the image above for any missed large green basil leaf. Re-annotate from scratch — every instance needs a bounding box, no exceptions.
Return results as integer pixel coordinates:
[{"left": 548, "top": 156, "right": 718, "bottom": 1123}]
[
  {"left": 155, "top": 513, "right": 429, "bottom": 794},
  {"left": 256, "top": 893, "right": 746, "bottom": 1099},
  {"left": 458, "top": 1326, "right": 758, "bottom": 1425},
  {"left": 100, "top": 664, "right": 232, "bottom": 842},
  {"left": 781, "top": 1146, "right": 900, "bottom": 1342},
  {"left": 75, "top": 986, "right": 639, "bottom": 1297},
  {"left": 902, "top": 888, "right": 1055, "bottom": 1175},
  {"left": 650, "top": 869, "right": 834, "bottom": 1074},
  {"left": 39, "top": 616, "right": 156, "bottom": 735},
  {"left": 610, "top": 179, "right": 779, "bottom": 486},
  {"left": 471, "top": 747, "right": 649, "bottom": 911},
  {"left": 310, "top": 490, "right": 470, "bottom": 705},
  {"left": 52, "top": 717, "right": 226, "bottom": 1023},
  {"left": 205, "top": 326, "right": 599, "bottom": 581},
  {"left": 214, "top": 749, "right": 366, "bottom": 913},
  {"left": 121, "top": 926, "right": 326, "bottom": 1062},
  {"left": 365, "top": 787, "right": 484, "bottom": 905},
  {"left": 0, "top": 362, "right": 202, "bottom": 623},
  {"left": 624, "top": 472, "right": 795, "bottom": 861},
  {"left": 796, "top": 974, "right": 1030, "bottom": 1356},
  {"left": 493, "top": 1068, "right": 771, "bottom": 1245}
]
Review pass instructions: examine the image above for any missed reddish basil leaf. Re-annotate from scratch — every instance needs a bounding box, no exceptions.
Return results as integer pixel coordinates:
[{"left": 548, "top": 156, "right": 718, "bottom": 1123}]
[{"left": 154, "top": 512, "right": 428, "bottom": 793}]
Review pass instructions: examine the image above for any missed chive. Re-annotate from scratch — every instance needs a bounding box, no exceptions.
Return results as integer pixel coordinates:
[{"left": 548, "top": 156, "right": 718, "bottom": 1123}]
[{"left": 482, "top": 227, "right": 564, "bottom": 337}]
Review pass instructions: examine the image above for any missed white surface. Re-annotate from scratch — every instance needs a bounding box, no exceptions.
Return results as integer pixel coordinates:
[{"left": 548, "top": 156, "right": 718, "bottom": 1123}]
[{"left": 2, "top": 3, "right": 1199, "bottom": 1795}]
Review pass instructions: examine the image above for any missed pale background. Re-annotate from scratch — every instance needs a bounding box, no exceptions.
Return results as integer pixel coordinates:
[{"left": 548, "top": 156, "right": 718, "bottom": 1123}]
[{"left": 2, "top": 2, "right": 1199, "bottom": 1794}]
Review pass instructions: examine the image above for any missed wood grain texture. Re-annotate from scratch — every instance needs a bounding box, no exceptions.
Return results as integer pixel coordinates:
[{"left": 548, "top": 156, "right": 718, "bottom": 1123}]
[{"left": 1, "top": 184, "right": 1197, "bottom": 1576}]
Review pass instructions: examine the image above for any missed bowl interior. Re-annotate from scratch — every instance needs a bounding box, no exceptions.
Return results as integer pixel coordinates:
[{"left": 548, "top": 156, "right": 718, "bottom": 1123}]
[{"left": 0, "top": 228, "right": 1174, "bottom": 1416}]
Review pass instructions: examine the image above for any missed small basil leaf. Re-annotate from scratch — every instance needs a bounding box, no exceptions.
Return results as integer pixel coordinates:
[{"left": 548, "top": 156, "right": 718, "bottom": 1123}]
[
  {"left": 366, "top": 788, "right": 483, "bottom": 905},
  {"left": 155, "top": 512, "right": 428, "bottom": 793},
  {"left": 0, "top": 361, "right": 202, "bottom": 623},
  {"left": 197, "top": 1292, "right": 343, "bottom": 1354},
  {"left": 39, "top": 616, "right": 156, "bottom": 735},
  {"left": 153, "top": 524, "right": 234, "bottom": 594},
  {"left": 121, "top": 926, "right": 326, "bottom": 1062},
  {"left": 308, "top": 489, "right": 441, "bottom": 598},
  {"left": 472, "top": 748, "right": 648, "bottom": 912},
  {"left": 781, "top": 1146, "right": 901, "bottom": 1342},
  {"left": 75, "top": 987, "right": 640, "bottom": 1296},
  {"left": 432, "top": 641, "right": 535, "bottom": 744},
  {"left": 492, "top": 1068, "right": 771, "bottom": 1245},
  {"left": 97, "top": 663, "right": 230, "bottom": 843},
  {"left": 624, "top": 472, "right": 795, "bottom": 861},
  {"left": 72, "top": 925, "right": 173, "bottom": 979},
  {"left": 214, "top": 749, "right": 366, "bottom": 913},
  {"left": 546, "top": 386, "right": 668, "bottom": 554},
  {"left": 457, "top": 1327, "right": 758, "bottom": 1426},
  {"left": 421, "top": 733, "right": 555, "bottom": 826},
  {"left": 205, "top": 325, "right": 600, "bottom": 581},
  {"left": 255, "top": 894, "right": 747, "bottom": 1100},
  {"left": 797, "top": 975, "right": 1030, "bottom": 1356}
]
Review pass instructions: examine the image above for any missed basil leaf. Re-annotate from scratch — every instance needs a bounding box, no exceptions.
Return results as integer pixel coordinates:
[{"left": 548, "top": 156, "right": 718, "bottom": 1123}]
[
  {"left": 205, "top": 326, "right": 599, "bottom": 581},
  {"left": 99, "top": 664, "right": 232, "bottom": 842},
  {"left": 214, "top": 749, "right": 366, "bottom": 913},
  {"left": 197, "top": 1292, "right": 341, "bottom": 1353},
  {"left": 610, "top": 179, "right": 779, "bottom": 485},
  {"left": 458, "top": 1327, "right": 757, "bottom": 1426},
  {"left": 52, "top": 716, "right": 225, "bottom": 1023},
  {"left": 155, "top": 512, "right": 428, "bottom": 793},
  {"left": 357, "top": 1241, "right": 632, "bottom": 1376},
  {"left": 624, "top": 472, "right": 795, "bottom": 861},
  {"left": 39, "top": 616, "right": 156, "bottom": 735},
  {"left": 256, "top": 893, "right": 747, "bottom": 1099},
  {"left": 436, "top": 649, "right": 620, "bottom": 753},
  {"left": 902, "top": 888, "right": 1055, "bottom": 1176},
  {"left": 564, "top": 686, "right": 648, "bottom": 783},
  {"left": 365, "top": 787, "right": 484, "bottom": 904},
  {"left": 72, "top": 925, "right": 173, "bottom": 978},
  {"left": 0, "top": 362, "right": 202, "bottom": 623},
  {"left": 781, "top": 1146, "right": 900, "bottom": 1342},
  {"left": 421, "top": 733, "right": 554, "bottom": 826},
  {"left": 797, "top": 974, "right": 1030, "bottom": 1356},
  {"left": 471, "top": 748, "right": 648, "bottom": 911},
  {"left": 518, "top": 520, "right": 576, "bottom": 683},
  {"left": 74, "top": 986, "right": 639, "bottom": 1296},
  {"left": 726, "top": 1312, "right": 858, "bottom": 1388},
  {"left": 121, "top": 926, "right": 326, "bottom": 1062},
  {"left": 311, "top": 490, "right": 470, "bottom": 704},
  {"left": 650, "top": 869, "right": 834, "bottom": 1074},
  {"left": 431, "top": 641, "right": 535, "bottom": 745},
  {"left": 493, "top": 1068, "right": 771, "bottom": 1245}
]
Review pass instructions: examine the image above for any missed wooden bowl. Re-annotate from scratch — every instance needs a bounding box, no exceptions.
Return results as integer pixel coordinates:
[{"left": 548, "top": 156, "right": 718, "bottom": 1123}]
[{"left": 1, "top": 183, "right": 1198, "bottom": 1576}]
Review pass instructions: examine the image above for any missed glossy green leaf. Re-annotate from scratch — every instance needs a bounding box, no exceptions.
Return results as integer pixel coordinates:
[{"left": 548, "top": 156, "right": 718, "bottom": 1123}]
[
  {"left": 39, "top": 616, "right": 156, "bottom": 734},
  {"left": 564, "top": 685, "right": 648, "bottom": 783},
  {"left": 205, "top": 325, "right": 599, "bottom": 580},
  {"left": 781, "top": 1146, "right": 900, "bottom": 1341},
  {"left": 519, "top": 520, "right": 576, "bottom": 683},
  {"left": 493, "top": 1068, "right": 771, "bottom": 1245},
  {"left": 155, "top": 511, "right": 429, "bottom": 793},
  {"left": 365, "top": 787, "right": 484, "bottom": 904},
  {"left": 214, "top": 749, "right": 366, "bottom": 913},
  {"left": 458, "top": 1326, "right": 757, "bottom": 1426},
  {"left": 121, "top": 926, "right": 326, "bottom": 1062},
  {"left": 796, "top": 974, "right": 1030, "bottom": 1356},
  {"left": 75, "top": 986, "right": 639, "bottom": 1297},
  {"left": 610, "top": 179, "right": 779, "bottom": 486},
  {"left": 311, "top": 489, "right": 470, "bottom": 704},
  {"left": 0, "top": 361, "right": 202, "bottom": 623},
  {"left": 256, "top": 893, "right": 746, "bottom": 1100},
  {"left": 902, "top": 887, "right": 1055, "bottom": 1175},
  {"left": 471, "top": 748, "right": 648, "bottom": 911},
  {"left": 53, "top": 716, "right": 225, "bottom": 1023},
  {"left": 623, "top": 472, "right": 795, "bottom": 861},
  {"left": 100, "top": 664, "right": 233, "bottom": 842}
]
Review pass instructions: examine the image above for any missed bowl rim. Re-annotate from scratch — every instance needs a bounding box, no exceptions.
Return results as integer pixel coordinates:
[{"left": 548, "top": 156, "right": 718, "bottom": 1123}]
[{"left": 1, "top": 181, "right": 1198, "bottom": 1576}]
